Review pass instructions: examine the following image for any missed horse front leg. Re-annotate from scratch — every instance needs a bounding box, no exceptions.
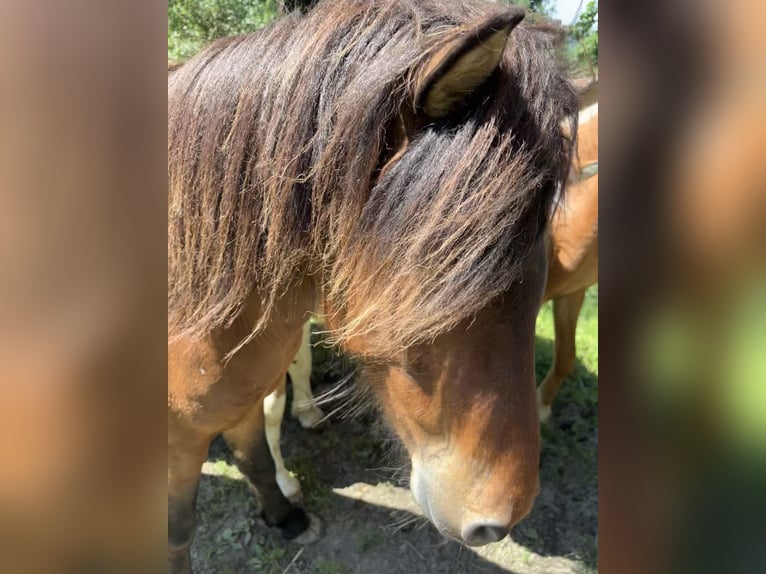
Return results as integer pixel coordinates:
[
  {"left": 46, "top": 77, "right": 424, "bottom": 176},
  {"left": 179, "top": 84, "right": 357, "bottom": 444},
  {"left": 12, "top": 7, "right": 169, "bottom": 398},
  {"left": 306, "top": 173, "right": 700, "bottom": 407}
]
[
  {"left": 224, "top": 392, "right": 320, "bottom": 543},
  {"left": 168, "top": 428, "right": 211, "bottom": 574}
]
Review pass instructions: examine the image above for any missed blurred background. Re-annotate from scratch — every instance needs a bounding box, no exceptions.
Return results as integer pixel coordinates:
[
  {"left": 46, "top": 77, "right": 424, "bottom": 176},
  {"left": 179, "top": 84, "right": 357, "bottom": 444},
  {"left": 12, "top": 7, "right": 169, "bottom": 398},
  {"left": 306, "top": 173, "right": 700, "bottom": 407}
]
[{"left": 599, "top": 0, "right": 766, "bottom": 572}]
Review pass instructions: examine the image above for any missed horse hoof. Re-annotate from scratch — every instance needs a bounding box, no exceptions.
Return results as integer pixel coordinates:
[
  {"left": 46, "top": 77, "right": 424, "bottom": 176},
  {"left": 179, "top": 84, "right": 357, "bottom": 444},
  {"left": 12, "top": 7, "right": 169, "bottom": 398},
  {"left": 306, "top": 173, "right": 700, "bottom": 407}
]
[
  {"left": 277, "top": 473, "right": 303, "bottom": 503},
  {"left": 294, "top": 406, "right": 325, "bottom": 429},
  {"left": 276, "top": 508, "right": 321, "bottom": 544},
  {"left": 291, "top": 513, "right": 322, "bottom": 545}
]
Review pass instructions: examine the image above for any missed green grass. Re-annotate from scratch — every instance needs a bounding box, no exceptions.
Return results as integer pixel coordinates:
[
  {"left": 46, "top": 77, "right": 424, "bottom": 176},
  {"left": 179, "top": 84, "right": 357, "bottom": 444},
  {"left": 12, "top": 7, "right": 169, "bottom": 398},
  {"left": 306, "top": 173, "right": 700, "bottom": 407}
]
[
  {"left": 533, "top": 284, "right": 599, "bottom": 569},
  {"left": 314, "top": 560, "right": 350, "bottom": 574},
  {"left": 535, "top": 285, "right": 599, "bottom": 376},
  {"left": 244, "top": 542, "right": 285, "bottom": 574},
  {"left": 356, "top": 527, "right": 385, "bottom": 553},
  {"left": 283, "top": 455, "right": 332, "bottom": 512},
  {"left": 350, "top": 432, "right": 385, "bottom": 467},
  {"left": 535, "top": 285, "right": 599, "bottom": 432}
]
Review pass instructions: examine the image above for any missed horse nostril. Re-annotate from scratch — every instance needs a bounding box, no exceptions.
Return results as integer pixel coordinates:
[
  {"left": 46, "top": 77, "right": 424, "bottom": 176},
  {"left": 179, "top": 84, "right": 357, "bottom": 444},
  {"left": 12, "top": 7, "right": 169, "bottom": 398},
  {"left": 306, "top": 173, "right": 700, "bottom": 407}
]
[{"left": 460, "top": 522, "right": 510, "bottom": 547}]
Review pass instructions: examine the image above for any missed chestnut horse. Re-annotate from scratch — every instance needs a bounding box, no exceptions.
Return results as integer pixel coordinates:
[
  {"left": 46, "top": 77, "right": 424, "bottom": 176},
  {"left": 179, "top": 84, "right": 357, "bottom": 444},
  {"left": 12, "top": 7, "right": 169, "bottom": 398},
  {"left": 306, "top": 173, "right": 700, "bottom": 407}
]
[
  {"left": 168, "top": 1, "right": 576, "bottom": 572},
  {"left": 537, "top": 93, "right": 598, "bottom": 421}
]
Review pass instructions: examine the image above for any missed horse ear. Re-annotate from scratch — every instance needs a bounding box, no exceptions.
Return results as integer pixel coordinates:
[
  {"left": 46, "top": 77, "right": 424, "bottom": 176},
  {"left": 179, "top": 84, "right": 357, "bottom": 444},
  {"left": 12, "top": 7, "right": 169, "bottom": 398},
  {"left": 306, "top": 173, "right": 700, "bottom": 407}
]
[
  {"left": 413, "top": 9, "right": 524, "bottom": 119},
  {"left": 572, "top": 76, "right": 599, "bottom": 110}
]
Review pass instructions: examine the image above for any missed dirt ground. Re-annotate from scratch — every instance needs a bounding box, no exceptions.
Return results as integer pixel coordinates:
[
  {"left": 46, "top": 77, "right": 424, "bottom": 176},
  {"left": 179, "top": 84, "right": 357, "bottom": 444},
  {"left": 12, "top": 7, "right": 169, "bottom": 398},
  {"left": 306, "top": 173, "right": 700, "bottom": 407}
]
[{"left": 190, "top": 325, "right": 598, "bottom": 574}]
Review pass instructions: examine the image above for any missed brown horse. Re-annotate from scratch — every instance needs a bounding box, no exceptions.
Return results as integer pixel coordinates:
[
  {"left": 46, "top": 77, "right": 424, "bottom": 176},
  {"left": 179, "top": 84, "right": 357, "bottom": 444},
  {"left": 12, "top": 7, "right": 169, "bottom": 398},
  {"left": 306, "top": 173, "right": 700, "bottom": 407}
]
[
  {"left": 267, "top": 98, "right": 597, "bottom": 496},
  {"left": 168, "top": 1, "right": 576, "bottom": 572},
  {"left": 537, "top": 93, "right": 598, "bottom": 421}
]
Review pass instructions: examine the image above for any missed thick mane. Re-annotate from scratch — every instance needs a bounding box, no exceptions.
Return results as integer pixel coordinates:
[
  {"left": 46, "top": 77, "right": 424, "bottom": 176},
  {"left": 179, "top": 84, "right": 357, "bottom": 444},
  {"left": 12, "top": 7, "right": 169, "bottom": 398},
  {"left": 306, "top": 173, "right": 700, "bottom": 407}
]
[{"left": 168, "top": 0, "right": 577, "bottom": 354}]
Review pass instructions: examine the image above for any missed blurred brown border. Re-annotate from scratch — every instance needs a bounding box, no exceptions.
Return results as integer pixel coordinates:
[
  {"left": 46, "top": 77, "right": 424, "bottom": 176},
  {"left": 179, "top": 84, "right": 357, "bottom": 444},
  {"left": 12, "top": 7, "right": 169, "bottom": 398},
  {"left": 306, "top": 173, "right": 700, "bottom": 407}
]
[
  {"left": 1, "top": 0, "right": 764, "bottom": 572},
  {"left": 601, "top": 0, "right": 766, "bottom": 572},
  {"left": 0, "top": 0, "right": 167, "bottom": 571}
]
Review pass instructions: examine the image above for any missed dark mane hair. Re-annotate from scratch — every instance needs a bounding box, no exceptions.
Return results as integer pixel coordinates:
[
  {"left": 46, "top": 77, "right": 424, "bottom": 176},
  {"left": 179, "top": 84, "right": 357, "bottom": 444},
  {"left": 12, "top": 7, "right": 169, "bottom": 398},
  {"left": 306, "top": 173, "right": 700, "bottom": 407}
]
[{"left": 168, "top": 0, "right": 577, "bottom": 355}]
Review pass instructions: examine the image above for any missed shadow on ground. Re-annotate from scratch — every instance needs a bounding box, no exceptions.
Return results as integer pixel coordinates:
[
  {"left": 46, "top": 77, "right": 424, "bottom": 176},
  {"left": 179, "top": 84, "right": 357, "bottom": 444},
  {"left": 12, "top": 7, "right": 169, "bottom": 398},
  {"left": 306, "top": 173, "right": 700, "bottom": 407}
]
[{"left": 190, "top": 331, "right": 597, "bottom": 574}]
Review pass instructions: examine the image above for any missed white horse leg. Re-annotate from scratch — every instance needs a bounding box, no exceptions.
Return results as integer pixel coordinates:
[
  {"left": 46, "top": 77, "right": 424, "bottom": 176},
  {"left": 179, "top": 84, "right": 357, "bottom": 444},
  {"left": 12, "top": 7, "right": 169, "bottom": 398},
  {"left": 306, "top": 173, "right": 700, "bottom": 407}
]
[
  {"left": 288, "top": 321, "right": 325, "bottom": 429},
  {"left": 263, "top": 380, "right": 302, "bottom": 503}
]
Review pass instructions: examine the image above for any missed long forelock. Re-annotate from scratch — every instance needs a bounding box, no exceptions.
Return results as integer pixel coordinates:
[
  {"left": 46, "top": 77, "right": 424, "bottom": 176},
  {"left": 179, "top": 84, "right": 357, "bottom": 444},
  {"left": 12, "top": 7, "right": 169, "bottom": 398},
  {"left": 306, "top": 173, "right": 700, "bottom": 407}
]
[{"left": 323, "top": 17, "right": 577, "bottom": 355}]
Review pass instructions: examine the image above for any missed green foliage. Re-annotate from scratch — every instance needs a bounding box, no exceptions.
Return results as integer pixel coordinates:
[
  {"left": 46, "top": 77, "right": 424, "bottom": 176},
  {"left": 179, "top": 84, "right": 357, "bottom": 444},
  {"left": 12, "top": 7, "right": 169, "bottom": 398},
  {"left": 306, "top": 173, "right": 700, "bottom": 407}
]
[
  {"left": 168, "top": 0, "right": 279, "bottom": 61},
  {"left": 168, "top": 0, "right": 598, "bottom": 73},
  {"left": 512, "top": 0, "right": 555, "bottom": 17},
  {"left": 498, "top": 0, "right": 598, "bottom": 72},
  {"left": 245, "top": 543, "right": 285, "bottom": 574},
  {"left": 569, "top": 0, "right": 598, "bottom": 71}
]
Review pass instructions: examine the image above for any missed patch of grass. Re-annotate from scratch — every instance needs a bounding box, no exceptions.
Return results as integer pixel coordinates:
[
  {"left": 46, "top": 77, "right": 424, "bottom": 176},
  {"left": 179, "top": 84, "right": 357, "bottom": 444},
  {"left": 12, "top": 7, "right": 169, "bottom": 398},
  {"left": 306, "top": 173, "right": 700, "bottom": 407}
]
[
  {"left": 514, "top": 522, "right": 543, "bottom": 553},
  {"left": 215, "top": 517, "right": 252, "bottom": 548},
  {"left": 350, "top": 433, "right": 383, "bottom": 467},
  {"left": 315, "top": 559, "right": 350, "bottom": 574},
  {"left": 574, "top": 563, "right": 598, "bottom": 574},
  {"left": 534, "top": 285, "right": 599, "bottom": 569},
  {"left": 245, "top": 539, "right": 286, "bottom": 574},
  {"left": 356, "top": 527, "right": 385, "bottom": 553},
  {"left": 314, "top": 431, "right": 342, "bottom": 451},
  {"left": 284, "top": 455, "right": 331, "bottom": 512},
  {"left": 535, "top": 285, "right": 599, "bottom": 426},
  {"left": 197, "top": 459, "right": 256, "bottom": 525},
  {"left": 535, "top": 285, "right": 598, "bottom": 375}
]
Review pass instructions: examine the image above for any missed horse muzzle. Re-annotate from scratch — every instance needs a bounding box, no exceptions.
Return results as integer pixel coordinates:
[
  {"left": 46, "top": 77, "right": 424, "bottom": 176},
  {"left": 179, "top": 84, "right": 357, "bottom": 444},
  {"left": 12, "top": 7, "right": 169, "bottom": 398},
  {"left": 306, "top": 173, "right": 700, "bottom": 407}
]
[{"left": 411, "top": 456, "right": 538, "bottom": 547}]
